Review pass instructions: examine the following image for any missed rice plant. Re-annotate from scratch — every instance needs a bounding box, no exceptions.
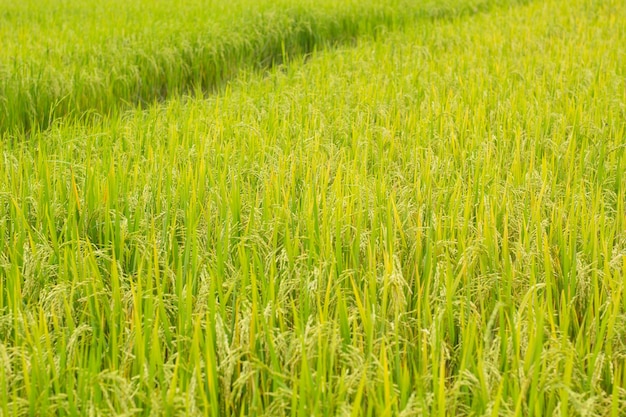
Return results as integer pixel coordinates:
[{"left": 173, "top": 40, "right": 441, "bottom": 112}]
[{"left": 0, "top": 0, "right": 624, "bottom": 415}]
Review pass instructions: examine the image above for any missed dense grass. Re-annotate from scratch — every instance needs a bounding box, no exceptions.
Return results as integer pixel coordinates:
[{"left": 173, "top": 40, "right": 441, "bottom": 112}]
[
  {"left": 1, "top": 0, "right": 626, "bottom": 415},
  {"left": 0, "top": 0, "right": 524, "bottom": 135}
]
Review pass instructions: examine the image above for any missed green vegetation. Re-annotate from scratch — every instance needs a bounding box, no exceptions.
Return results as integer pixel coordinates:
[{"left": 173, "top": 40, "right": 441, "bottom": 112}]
[
  {"left": 0, "top": 0, "right": 514, "bottom": 134},
  {"left": 1, "top": 0, "right": 625, "bottom": 415}
]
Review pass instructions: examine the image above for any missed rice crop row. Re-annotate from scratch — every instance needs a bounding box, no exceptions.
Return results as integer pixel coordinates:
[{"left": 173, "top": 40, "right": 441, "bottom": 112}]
[
  {"left": 0, "top": 0, "right": 525, "bottom": 135},
  {"left": 1, "top": 0, "right": 625, "bottom": 415}
]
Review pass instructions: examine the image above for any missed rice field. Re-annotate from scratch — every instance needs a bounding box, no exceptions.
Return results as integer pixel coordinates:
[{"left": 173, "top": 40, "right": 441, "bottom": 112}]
[{"left": 0, "top": 0, "right": 625, "bottom": 415}]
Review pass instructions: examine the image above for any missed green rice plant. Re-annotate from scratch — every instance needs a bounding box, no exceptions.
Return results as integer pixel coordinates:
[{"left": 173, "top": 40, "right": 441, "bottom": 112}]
[
  {"left": 0, "top": 0, "right": 527, "bottom": 135},
  {"left": 0, "top": 0, "right": 625, "bottom": 415}
]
